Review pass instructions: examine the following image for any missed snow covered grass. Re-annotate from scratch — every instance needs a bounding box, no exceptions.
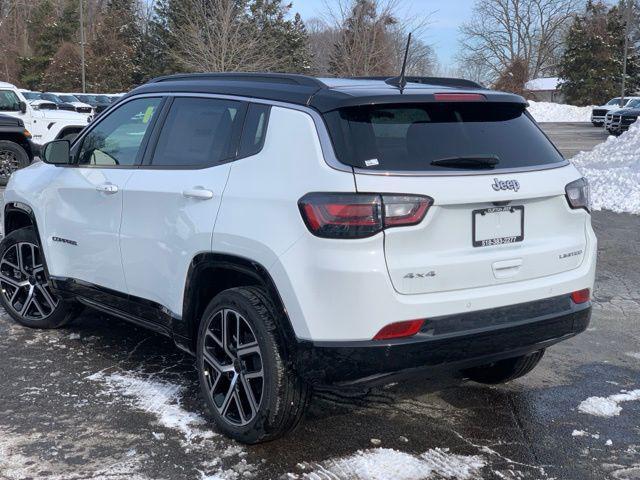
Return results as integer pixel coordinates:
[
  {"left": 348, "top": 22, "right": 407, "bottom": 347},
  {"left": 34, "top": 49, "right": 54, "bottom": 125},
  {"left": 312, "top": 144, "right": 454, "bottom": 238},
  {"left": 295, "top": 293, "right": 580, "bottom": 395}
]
[
  {"left": 87, "top": 371, "right": 214, "bottom": 442},
  {"left": 571, "top": 122, "right": 640, "bottom": 214},
  {"left": 578, "top": 389, "right": 640, "bottom": 417},
  {"left": 527, "top": 100, "right": 593, "bottom": 123},
  {"left": 292, "top": 448, "right": 486, "bottom": 480}
]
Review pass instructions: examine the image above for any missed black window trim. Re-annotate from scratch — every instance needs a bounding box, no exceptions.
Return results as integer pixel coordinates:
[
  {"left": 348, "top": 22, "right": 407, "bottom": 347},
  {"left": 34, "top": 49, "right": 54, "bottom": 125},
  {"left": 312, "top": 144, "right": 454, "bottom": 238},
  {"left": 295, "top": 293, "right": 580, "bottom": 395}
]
[
  {"left": 235, "top": 103, "right": 272, "bottom": 161},
  {"left": 140, "top": 96, "right": 249, "bottom": 170},
  {"left": 68, "top": 95, "right": 167, "bottom": 169}
]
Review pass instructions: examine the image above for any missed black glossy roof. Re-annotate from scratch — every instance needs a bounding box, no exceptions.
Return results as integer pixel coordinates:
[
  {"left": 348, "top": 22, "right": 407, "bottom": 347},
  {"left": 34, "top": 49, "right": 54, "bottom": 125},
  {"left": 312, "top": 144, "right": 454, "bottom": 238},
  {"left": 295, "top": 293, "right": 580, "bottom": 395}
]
[{"left": 130, "top": 73, "right": 526, "bottom": 113}]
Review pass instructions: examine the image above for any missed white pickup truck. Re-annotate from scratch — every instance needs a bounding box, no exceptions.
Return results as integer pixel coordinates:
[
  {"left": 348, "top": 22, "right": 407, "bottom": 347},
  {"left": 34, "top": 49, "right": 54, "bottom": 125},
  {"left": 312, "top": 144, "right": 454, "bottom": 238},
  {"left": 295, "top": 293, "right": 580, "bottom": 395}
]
[{"left": 0, "top": 82, "right": 91, "bottom": 146}]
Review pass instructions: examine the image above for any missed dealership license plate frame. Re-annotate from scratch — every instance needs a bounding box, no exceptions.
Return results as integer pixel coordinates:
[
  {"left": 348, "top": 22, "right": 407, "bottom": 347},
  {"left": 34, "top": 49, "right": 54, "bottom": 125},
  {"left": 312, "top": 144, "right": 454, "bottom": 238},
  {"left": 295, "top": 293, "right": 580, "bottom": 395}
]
[{"left": 472, "top": 205, "right": 525, "bottom": 247}]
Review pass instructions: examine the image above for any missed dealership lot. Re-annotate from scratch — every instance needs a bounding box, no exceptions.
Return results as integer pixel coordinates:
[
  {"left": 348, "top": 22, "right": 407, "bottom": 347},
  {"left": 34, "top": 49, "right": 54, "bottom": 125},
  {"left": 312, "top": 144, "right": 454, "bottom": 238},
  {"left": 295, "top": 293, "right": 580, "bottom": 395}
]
[{"left": 0, "top": 125, "right": 638, "bottom": 480}]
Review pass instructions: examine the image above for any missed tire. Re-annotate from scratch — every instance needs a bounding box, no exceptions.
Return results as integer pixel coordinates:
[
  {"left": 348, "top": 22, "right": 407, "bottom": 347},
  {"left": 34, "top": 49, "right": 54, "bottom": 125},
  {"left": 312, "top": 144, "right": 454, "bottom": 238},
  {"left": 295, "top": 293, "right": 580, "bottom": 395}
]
[
  {"left": 463, "top": 349, "right": 545, "bottom": 385},
  {"left": 0, "top": 227, "right": 76, "bottom": 329},
  {"left": 0, "top": 140, "right": 29, "bottom": 186},
  {"left": 196, "top": 286, "right": 310, "bottom": 444}
]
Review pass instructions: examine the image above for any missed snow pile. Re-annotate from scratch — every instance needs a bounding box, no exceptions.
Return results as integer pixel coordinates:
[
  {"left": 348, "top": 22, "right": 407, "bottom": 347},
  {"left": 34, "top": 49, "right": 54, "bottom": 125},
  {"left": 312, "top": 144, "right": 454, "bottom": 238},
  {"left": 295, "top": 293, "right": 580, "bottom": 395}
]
[
  {"left": 88, "top": 371, "right": 215, "bottom": 442},
  {"left": 525, "top": 77, "right": 562, "bottom": 92},
  {"left": 292, "top": 448, "right": 486, "bottom": 480},
  {"left": 527, "top": 100, "right": 593, "bottom": 122},
  {"left": 571, "top": 123, "right": 640, "bottom": 214},
  {"left": 578, "top": 389, "right": 640, "bottom": 417}
]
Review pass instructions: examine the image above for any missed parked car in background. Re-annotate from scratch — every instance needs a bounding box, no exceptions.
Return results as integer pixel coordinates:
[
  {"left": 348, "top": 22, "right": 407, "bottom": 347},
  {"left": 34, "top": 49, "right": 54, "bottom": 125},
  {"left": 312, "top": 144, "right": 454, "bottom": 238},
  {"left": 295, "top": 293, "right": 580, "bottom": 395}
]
[
  {"left": 74, "top": 94, "right": 111, "bottom": 115},
  {"left": 591, "top": 96, "right": 640, "bottom": 126},
  {"left": 604, "top": 98, "right": 640, "bottom": 135},
  {"left": 1, "top": 82, "right": 90, "bottom": 146},
  {"left": 19, "top": 90, "right": 58, "bottom": 111},
  {"left": 0, "top": 113, "right": 36, "bottom": 184},
  {"left": 40, "top": 93, "right": 80, "bottom": 113},
  {"left": 51, "top": 93, "right": 94, "bottom": 114}
]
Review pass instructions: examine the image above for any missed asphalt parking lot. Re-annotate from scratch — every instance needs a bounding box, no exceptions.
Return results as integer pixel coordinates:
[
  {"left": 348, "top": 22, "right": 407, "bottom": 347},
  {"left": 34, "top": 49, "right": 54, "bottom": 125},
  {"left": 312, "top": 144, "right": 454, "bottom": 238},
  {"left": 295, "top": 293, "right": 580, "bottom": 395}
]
[
  {"left": 539, "top": 122, "right": 610, "bottom": 158},
  {"left": 0, "top": 124, "right": 638, "bottom": 480}
]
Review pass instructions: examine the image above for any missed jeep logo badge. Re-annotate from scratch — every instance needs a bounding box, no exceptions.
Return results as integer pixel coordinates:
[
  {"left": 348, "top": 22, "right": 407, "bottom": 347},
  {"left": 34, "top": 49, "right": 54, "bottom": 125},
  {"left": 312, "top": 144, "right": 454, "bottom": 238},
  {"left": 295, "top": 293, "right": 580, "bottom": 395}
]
[{"left": 492, "top": 178, "right": 520, "bottom": 192}]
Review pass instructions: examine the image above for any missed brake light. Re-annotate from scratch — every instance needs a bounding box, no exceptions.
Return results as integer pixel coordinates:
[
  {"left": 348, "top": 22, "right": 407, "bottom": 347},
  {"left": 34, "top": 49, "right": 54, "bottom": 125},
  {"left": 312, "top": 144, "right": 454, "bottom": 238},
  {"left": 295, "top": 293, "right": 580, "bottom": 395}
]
[
  {"left": 571, "top": 289, "right": 590, "bottom": 304},
  {"left": 434, "top": 93, "right": 486, "bottom": 102},
  {"left": 374, "top": 320, "right": 425, "bottom": 340},
  {"left": 298, "top": 193, "right": 432, "bottom": 239}
]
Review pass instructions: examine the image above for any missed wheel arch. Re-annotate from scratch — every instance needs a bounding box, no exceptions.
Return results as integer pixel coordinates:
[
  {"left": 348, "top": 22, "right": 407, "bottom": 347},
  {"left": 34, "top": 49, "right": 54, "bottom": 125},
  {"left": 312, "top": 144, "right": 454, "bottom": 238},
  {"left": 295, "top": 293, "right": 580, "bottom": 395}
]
[
  {"left": 4, "top": 202, "right": 37, "bottom": 238},
  {"left": 177, "top": 253, "right": 298, "bottom": 357}
]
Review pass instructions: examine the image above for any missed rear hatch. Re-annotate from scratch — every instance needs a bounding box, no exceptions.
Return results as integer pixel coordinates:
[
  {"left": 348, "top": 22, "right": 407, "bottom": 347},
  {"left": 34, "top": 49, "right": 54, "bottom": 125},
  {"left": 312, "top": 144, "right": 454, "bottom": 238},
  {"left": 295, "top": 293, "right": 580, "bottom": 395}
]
[{"left": 323, "top": 98, "right": 588, "bottom": 295}]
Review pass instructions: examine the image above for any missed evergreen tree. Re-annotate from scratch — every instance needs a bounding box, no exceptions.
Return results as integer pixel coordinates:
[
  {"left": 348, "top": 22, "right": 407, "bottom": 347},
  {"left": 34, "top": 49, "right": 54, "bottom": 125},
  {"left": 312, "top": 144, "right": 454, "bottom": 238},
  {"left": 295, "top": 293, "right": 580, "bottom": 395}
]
[
  {"left": 559, "top": 0, "right": 640, "bottom": 105},
  {"left": 248, "top": 0, "right": 312, "bottom": 73},
  {"left": 87, "top": 0, "right": 141, "bottom": 91},
  {"left": 18, "top": 0, "right": 80, "bottom": 89},
  {"left": 41, "top": 42, "right": 83, "bottom": 91}
]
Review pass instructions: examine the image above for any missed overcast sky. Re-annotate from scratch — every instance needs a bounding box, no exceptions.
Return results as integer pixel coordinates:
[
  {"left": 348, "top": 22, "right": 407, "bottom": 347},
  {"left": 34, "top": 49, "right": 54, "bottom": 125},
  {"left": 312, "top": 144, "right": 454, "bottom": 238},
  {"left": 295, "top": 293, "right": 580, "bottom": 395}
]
[{"left": 293, "top": 0, "right": 478, "bottom": 68}]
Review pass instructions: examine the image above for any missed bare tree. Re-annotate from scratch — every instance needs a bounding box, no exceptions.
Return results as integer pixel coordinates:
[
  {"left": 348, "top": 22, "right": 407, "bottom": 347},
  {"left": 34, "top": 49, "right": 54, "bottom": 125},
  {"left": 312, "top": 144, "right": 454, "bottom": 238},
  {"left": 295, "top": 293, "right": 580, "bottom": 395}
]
[
  {"left": 307, "top": 17, "right": 339, "bottom": 75},
  {"left": 321, "top": 0, "right": 435, "bottom": 77},
  {"left": 459, "top": 0, "right": 582, "bottom": 83},
  {"left": 169, "top": 0, "right": 275, "bottom": 72}
]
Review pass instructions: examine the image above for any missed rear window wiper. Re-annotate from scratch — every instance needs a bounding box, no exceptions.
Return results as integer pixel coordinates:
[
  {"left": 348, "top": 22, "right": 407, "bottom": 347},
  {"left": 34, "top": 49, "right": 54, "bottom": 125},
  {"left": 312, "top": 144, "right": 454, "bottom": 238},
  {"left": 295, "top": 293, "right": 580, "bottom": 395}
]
[{"left": 430, "top": 155, "right": 500, "bottom": 169}]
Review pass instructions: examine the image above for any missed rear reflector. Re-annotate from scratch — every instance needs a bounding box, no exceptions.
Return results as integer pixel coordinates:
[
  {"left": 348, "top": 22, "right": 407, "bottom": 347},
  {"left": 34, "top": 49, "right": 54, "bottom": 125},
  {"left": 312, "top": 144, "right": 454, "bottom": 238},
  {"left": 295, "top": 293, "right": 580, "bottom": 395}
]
[
  {"left": 373, "top": 320, "right": 424, "bottom": 340},
  {"left": 571, "top": 289, "right": 591, "bottom": 304},
  {"left": 433, "top": 93, "right": 486, "bottom": 102}
]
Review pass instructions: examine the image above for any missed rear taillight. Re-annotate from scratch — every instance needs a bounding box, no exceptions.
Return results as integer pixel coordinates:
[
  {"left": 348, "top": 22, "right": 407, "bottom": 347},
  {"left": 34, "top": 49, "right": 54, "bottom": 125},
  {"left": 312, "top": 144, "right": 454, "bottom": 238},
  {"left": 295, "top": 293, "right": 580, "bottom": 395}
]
[
  {"left": 373, "top": 319, "right": 425, "bottom": 340},
  {"left": 565, "top": 178, "right": 591, "bottom": 211},
  {"left": 298, "top": 193, "right": 432, "bottom": 239},
  {"left": 571, "top": 289, "right": 590, "bottom": 304}
]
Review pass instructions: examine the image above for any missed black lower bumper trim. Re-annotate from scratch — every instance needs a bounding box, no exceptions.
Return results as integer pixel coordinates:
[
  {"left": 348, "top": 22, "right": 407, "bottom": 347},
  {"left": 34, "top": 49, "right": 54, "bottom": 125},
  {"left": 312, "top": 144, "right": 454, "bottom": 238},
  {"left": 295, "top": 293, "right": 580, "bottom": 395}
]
[{"left": 296, "top": 301, "right": 591, "bottom": 385}]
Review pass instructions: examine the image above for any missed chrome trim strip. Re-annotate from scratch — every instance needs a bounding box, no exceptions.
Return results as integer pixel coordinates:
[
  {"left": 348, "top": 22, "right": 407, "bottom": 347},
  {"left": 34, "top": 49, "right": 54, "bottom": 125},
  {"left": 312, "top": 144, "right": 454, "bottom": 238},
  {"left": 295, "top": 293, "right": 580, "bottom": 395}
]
[{"left": 352, "top": 161, "right": 570, "bottom": 177}]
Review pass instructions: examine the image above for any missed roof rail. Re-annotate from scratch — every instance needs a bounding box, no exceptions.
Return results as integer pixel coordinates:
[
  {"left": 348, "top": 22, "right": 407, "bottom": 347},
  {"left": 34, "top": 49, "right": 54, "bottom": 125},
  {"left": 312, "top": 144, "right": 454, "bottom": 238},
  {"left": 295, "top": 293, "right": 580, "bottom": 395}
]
[
  {"left": 351, "top": 76, "right": 484, "bottom": 89},
  {"left": 148, "top": 72, "right": 326, "bottom": 88}
]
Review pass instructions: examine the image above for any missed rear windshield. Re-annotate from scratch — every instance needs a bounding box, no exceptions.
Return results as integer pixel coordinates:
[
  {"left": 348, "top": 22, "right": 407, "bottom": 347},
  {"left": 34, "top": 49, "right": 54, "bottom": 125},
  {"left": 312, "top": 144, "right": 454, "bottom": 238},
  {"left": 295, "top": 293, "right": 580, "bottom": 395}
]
[{"left": 323, "top": 102, "right": 565, "bottom": 172}]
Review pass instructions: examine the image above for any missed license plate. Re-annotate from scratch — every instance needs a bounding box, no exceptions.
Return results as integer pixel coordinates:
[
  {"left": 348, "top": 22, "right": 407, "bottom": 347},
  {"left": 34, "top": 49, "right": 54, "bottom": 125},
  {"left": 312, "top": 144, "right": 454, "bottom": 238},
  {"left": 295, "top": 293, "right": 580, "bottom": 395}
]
[{"left": 472, "top": 206, "right": 524, "bottom": 247}]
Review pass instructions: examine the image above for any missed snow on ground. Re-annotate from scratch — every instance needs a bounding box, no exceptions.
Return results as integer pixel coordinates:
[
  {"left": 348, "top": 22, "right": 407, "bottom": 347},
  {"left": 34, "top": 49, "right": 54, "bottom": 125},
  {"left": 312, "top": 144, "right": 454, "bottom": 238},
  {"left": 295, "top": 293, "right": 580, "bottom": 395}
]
[
  {"left": 87, "top": 371, "right": 257, "bottom": 480},
  {"left": 570, "top": 123, "right": 640, "bottom": 214},
  {"left": 527, "top": 100, "right": 593, "bottom": 123},
  {"left": 88, "top": 371, "right": 214, "bottom": 442},
  {"left": 578, "top": 389, "right": 640, "bottom": 417},
  {"left": 290, "top": 448, "right": 486, "bottom": 480}
]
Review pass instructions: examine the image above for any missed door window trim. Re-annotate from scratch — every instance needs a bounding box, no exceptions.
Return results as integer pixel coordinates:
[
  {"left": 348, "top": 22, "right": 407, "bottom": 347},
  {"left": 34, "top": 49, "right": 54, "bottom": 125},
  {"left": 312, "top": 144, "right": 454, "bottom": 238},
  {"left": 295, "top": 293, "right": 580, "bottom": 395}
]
[{"left": 68, "top": 96, "right": 167, "bottom": 169}]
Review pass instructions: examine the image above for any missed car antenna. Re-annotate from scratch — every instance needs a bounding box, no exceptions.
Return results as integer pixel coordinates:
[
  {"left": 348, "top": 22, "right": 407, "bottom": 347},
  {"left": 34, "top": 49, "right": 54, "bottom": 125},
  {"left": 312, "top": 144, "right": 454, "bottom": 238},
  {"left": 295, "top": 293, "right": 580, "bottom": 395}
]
[{"left": 386, "top": 32, "right": 412, "bottom": 93}]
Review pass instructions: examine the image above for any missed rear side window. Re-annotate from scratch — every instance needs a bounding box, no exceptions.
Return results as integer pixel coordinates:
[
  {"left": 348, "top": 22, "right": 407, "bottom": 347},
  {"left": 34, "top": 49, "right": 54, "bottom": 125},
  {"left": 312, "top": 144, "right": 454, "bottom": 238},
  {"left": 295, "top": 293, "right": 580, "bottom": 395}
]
[
  {"left": 150, "top": 97, "right": 244, "bottom": 167},
  {"left": 323, "top": 102, "right": 565, "bottom": 172},
  {"left": 238, "top": 103, "right": 270, "bottom": 158}
]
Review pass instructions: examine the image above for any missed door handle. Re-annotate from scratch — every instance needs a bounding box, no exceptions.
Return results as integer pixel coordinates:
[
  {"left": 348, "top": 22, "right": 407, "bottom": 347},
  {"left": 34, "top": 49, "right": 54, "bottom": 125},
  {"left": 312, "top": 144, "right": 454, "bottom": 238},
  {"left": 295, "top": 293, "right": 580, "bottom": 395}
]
[
  {"left": 96, "top": 183, "right": 118, "bottom": 194},
  {"left": 182, "top": 188, "right": 214, "bottom": 200}
]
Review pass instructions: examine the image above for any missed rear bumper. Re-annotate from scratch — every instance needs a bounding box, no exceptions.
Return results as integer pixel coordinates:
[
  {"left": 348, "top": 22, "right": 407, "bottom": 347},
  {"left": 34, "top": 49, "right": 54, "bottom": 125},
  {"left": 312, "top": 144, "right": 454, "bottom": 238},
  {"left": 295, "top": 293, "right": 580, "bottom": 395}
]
[{"left": 295, "top": 296, "right": 591, "bottom": 385}]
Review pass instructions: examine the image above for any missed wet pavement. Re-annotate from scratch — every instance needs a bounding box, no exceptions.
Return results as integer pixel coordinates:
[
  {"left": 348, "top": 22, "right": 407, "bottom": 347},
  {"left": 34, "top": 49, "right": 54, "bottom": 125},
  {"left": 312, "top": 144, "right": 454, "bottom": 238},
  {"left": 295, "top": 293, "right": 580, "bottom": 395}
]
[{"left": 0, "top": 210, "right": 638, "bottom": 480}]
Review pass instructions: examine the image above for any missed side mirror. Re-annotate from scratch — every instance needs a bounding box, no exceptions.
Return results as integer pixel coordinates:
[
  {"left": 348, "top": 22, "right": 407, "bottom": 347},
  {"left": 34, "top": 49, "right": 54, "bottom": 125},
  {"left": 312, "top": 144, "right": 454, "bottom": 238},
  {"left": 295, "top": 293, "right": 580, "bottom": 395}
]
[
  {"left": 19, "top": 101, "right": 27, "bottom": 114},
  {"left": 42, "top": 140, "right": 71, "bottom": 165}
]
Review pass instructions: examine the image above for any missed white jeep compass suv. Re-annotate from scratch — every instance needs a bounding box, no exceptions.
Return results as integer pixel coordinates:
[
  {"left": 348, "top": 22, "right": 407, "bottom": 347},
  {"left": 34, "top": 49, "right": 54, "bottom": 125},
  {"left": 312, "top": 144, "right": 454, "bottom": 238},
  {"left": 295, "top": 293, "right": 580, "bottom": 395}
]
[{"left": 0, "top": 73, "right": 596, "bottom": 443}]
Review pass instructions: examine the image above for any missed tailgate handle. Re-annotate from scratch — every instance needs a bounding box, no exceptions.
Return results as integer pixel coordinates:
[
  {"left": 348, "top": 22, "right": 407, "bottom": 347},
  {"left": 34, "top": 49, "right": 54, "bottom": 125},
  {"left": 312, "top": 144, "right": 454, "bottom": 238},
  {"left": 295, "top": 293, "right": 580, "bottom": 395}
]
[{"left": 492, "top": 259, "right": 522, "bottom": 279}]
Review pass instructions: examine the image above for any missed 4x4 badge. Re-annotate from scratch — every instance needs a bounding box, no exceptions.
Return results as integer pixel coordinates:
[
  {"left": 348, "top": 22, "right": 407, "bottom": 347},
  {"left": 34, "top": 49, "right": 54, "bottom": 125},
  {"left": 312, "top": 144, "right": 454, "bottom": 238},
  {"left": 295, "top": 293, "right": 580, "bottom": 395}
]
[{"left": 492, "top": 178, "right": 520, "bottom": 192}]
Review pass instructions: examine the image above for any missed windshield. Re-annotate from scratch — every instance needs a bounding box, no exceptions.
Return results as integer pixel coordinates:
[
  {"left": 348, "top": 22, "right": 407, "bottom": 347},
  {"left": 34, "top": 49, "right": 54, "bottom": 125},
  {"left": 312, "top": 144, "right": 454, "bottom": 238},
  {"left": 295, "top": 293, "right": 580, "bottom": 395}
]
[
  {"left": 95, "top": 95, "right": 111, "bottom": 103},
  {"left": 21, "top": 92, "right": 41, "bottom": 100},
  {"left": 59, "top": 95, "right": 80, "bottom": 103},
  {"left": 323, "top": 102, "right": 565, "bottom": 172},
  {"left": 42, "top": 93, "right": 63, "bottom": 103},
  {"left": 607, "top": 98, "right": 622, "bottom": 106},
  {"left": 625, "top": 99, "right": 640, "bottom": 108}
]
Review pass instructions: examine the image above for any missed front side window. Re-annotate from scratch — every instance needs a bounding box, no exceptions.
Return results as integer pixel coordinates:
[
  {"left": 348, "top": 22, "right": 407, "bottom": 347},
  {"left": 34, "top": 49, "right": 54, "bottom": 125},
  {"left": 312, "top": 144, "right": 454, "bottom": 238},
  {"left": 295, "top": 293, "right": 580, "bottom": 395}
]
[
  {"left": 150, "top": 97, "right": 243, "bottom": 167},
  {"left": 77, "top": 97, "right": 161, "bottom": 166},
  {"left": 0, "top": 90, "right": 21, "bottom": 111}
]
